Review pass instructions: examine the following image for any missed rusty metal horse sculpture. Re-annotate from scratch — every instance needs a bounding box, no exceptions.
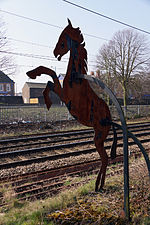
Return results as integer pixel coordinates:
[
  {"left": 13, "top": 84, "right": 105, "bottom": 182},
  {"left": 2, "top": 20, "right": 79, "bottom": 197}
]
[{"left": 27, "top": 19, "right": 117, "bottom": 191}]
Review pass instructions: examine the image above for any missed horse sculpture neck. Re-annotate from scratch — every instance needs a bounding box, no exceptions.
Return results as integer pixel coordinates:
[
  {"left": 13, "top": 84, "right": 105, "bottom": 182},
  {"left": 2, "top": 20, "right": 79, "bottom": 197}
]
[{"left": 65, "top": 34, "right": 87, "bottom": 88}]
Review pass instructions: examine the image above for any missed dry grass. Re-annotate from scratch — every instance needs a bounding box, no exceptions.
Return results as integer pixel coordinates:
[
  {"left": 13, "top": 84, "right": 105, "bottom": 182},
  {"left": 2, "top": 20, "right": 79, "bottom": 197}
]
[{"left": 0, "top": 156, "right": 149, "bottom": 225}]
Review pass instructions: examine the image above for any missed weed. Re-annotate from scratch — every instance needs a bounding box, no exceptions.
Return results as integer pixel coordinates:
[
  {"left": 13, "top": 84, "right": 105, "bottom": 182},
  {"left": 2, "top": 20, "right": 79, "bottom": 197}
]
[
  {"left": 0, "top": 184, "right": 16, "bottom": 207},
  {"left": 0, "top": 157, "right": 149, "bottom": 224}
]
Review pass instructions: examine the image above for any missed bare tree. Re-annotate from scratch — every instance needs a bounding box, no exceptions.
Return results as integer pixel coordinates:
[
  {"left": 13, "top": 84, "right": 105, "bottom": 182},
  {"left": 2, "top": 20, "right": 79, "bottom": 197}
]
[
  {"left": 96, "top": 44, "right": 114, "bottom": 105},
  {"left": 96, "top": 29, "right": 150, "bottom": 112},
  {"left": 0, "top": 16, "right": 15, "bottom": 74}
]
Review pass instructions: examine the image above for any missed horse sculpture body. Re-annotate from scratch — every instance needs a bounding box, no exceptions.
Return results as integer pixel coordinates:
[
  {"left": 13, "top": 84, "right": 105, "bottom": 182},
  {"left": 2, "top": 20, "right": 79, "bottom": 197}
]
[{"left": 27, "top": 19, "right": 117, "bottom": 191}]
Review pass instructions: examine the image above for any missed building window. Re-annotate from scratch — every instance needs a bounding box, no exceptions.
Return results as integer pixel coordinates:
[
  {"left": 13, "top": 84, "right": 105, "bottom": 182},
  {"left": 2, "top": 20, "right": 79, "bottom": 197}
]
[
  {"left": 6, "top": 83, "right": 11, "bottom": 92},
  {"left": 0, "top": 84, "right": 4, "bottom": 91}
]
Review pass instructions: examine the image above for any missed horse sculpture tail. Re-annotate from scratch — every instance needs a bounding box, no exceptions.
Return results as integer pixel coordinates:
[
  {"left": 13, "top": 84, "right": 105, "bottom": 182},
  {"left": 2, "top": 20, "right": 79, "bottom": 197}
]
[
  {"left": 110, "top": 123, "right": 117, "bottom": 159},
  {"left": 101, "top": 119, "right": 118, "bottom": 160}
]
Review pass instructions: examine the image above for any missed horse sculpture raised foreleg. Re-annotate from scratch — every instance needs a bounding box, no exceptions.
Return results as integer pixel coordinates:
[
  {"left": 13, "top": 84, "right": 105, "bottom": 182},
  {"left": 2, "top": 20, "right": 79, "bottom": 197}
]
[{"left": 27, "top": 66, "right": 63, "bottom": 109}]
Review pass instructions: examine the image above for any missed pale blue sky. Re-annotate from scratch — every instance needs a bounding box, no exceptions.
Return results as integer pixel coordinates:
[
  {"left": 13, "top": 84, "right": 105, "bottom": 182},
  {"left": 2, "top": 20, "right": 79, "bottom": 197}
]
[{"left": 1, "top": 0, "right": 150, "bottom": 92}]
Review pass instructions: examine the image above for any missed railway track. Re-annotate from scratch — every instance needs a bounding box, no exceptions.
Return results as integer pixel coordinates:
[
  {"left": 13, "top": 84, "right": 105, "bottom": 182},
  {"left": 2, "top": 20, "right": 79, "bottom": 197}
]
[
  {"left": 0, "top": 151, "right": 146, "bottom": 207},
  {"left": 0, "top": 122, "right": 149, "bottom": 207},
  {"left": 0, "top": 122, "right": 150, "bottom": 169}
]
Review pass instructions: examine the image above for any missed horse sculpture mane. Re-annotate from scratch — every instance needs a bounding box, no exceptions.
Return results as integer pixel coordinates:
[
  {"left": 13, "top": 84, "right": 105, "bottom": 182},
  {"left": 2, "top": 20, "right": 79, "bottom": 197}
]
[
  {"left": 64, "top": 21, "right": 87, "bottom": 69},
  {"left": 27, "top": 19, "right": 117, "bottom": 191},
  {"left": 76, "top": 42, "right": 88, "bottom": 73}
]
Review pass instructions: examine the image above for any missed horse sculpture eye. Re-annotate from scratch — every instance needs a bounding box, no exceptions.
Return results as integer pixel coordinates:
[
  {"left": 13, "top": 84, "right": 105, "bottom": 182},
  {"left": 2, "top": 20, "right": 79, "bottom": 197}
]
[{"left": 61, "top": 42, "right": 65, "bottom": 48}]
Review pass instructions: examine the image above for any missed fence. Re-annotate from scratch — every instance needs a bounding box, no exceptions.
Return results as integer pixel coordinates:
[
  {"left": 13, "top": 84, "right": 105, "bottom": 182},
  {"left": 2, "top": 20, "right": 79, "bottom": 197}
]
[
  {"left": 110, "top": 105, "right": 150, "bottom": 120},
  {"left": 0, "top": 105, "right": 73, "bottom": 125},
  {"left": 0, "top": 104, "right": 150, "bottom": 125}
]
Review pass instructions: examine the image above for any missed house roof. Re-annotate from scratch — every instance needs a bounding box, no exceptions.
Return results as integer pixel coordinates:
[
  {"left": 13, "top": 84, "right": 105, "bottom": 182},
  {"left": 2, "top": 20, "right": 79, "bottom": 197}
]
[
  {"left": 25, "top": 82, "right": 47, "bottom": 89},
  {"left": 0, "top": 70, "right": 14, "bottom": 83}
]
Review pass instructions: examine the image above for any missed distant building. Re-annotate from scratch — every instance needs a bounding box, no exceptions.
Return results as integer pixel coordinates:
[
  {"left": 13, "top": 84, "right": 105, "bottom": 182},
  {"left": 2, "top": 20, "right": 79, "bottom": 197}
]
[
  {"left": 22, "top": 82, "right": 46, "bottom": 104},
  {"left": 0, "top": 70, "right": 15, "bottom": 96},
  {"left": 58, "top": 73, "right": 65, "bottom": 86},
  {"left": 22, "top": 82, "right": 61, "bottom": 105},
  {"left": 0, "top": 71, "right": 23, "bottom": 105}
]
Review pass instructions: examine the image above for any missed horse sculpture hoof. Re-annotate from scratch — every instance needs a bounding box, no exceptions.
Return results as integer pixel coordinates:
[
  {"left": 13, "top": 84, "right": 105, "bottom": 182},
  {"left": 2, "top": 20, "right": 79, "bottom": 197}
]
[
  {"left": 26, "top": 71, "right": 38, "bottom": 79},
  {"left": 99, "top": 188, "right": 105, "bottom": 193},
  {"left": 95, "top": 187, "right": 105, "bottom": 193},
  {"left": 43, "top": 87, "right": 52, "bottom": 110}
]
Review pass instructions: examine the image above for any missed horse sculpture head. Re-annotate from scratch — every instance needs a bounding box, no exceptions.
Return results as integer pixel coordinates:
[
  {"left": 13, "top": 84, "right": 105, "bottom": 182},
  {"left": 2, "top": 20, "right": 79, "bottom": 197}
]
[{"left": 54, "top": 19, "right": 83, "bottom": 61}]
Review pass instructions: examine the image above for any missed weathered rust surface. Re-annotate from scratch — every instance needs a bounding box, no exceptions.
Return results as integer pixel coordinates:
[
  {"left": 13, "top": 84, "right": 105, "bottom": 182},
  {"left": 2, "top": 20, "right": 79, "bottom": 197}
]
[{"left": 27, "top": 19, "right": 117, "bottom": 191}]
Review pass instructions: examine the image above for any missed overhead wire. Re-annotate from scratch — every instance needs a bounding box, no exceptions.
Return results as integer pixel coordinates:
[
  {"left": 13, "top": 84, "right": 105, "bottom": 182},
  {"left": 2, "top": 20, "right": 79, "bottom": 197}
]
[
  {"left": 0, "top": 7, "right": 110, "bottom": 70},
  {"left": 0, "top": 50, "right": 68, "bottom": 62},
  {"left": 1, "top": 3, "right": 149, "bottom": 64},
  {"left": 2, "top": 36, "right": 99, "bottom": 59},
  {"left": 0, "top": 50, "right": 95, "bottom": 65},
  {"left": 2, "top": 64, "right": 64, "bottom": 70},
  {"left": 6, "top": 37, "right": 53, "bottom": 48},
  {"left": 0, "top": 9, "right": 108, "bottom": 41},
  {"left": 0, "top": 8, "right": 109, "bottom": 62},
  {"left": 0, "top": 9, "right": 62, "bottom": 29},
  {"left": 63, "top": 0, "right": 150, "bottom": 35}
]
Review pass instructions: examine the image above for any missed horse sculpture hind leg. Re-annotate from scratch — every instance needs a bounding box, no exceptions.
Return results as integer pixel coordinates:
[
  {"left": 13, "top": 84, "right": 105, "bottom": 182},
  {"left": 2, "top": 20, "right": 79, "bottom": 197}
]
[
  {"left": 93, "top": 120, "right": 110, "bottom": 191},
  {"left": 43, "top": 81, "right": 54, "bottom": 110},
  {"left": 94, "top": 138, "right": 108, "bottom": 191}
]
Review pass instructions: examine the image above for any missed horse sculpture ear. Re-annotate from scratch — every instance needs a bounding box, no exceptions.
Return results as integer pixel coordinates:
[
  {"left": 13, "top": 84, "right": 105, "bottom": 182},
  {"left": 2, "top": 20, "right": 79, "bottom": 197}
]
[{"left": 67, "top": 18, "right": 72, "bottom": 27}]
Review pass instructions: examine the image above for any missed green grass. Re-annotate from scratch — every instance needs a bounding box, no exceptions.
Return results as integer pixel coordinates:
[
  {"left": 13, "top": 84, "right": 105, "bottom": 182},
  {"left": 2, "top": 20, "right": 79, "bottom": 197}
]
[
  {"left": 0, "top": 157, "right": 149, "bottom": 224},
  {"left": 0, "top": 177, "right": 95, "bottom": 224}
]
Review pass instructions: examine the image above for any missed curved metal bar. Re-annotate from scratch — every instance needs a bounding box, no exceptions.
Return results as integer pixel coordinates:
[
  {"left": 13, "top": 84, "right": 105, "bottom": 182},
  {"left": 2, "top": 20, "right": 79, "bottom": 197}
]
[
  {"left": 78, "top": 73, "right": 130, "bottom": 219},
  {"left": 113, "top": 122, "right": 150, "bottom": 177}
]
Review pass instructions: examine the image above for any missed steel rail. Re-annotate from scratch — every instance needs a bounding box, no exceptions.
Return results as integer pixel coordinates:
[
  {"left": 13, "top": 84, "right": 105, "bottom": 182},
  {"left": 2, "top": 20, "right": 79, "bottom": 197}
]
[
  {"left": 0, "top": 122, "right": 150, "bottom": 145},
  {"left": 0, "top": 129, "right": 150, "bottom": 158},
  {"left": 0, "top": 129, "right": 93, "bottom": 144},
  {"left": 0, "top": 123, "right": 150, "bottom": 153},
  {"left": 0, "top": 136, "right": 149, "bottom": 169}
]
